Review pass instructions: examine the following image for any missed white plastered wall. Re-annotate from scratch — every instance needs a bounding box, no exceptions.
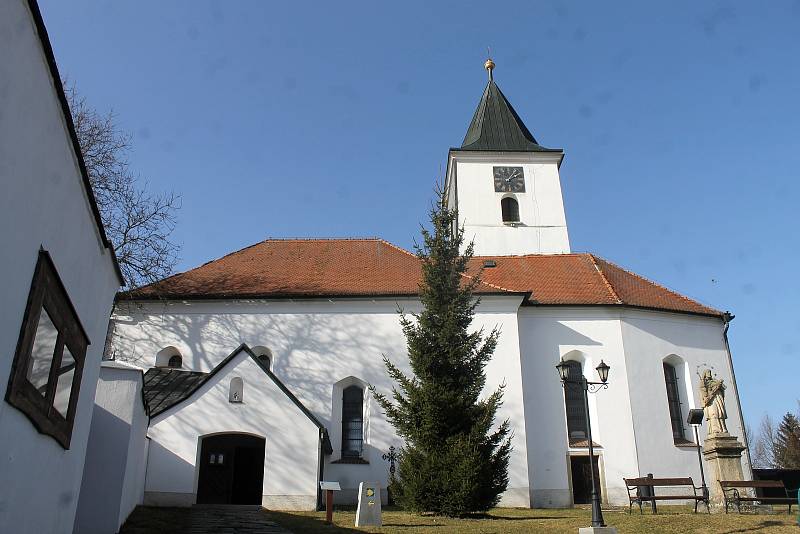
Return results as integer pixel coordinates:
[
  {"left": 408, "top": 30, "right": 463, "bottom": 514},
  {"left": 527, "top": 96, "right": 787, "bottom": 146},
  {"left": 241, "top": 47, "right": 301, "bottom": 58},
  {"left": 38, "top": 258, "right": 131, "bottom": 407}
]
[
  {"left": 621, "top": 309, "right": 751, "bottom": 486},
  {"left": 518, "top": 307, "right": 638, "bottom": 507},
  {"left": 446, "top": 151, "right": 570, "bottom": 255},
  {"left": 0, "top": 2, "right": 120, "bottom": 532},
  {"left": 518, "top": 306, "right": 748, "bottom": 507},
  {"left": 112, "top": 295, "right": 532, "bottom": 507},
  {"left": 74, "top": 362, "right": 148, "bottom": 534},
  {"left": 145, "top": 350, "right": 322, "bottom": 510}
]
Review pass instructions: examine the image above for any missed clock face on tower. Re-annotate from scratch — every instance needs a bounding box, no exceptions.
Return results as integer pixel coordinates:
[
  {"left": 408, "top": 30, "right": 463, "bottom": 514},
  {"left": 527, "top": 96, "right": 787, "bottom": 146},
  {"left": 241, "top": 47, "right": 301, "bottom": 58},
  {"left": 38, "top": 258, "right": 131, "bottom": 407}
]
[{"left": 493, "top": 166, "right": 525, "bottom": 192}]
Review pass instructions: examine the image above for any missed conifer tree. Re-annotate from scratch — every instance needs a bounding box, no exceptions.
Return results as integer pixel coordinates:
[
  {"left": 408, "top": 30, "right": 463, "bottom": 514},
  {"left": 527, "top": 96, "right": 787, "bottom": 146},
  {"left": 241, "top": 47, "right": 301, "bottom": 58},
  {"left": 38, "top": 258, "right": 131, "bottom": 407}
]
[
  {"left": 773, "top": 412, "right": 800, "bottom": 468},
  {"left": 371, "top": 189, "right": 511, "bottom": 516}
]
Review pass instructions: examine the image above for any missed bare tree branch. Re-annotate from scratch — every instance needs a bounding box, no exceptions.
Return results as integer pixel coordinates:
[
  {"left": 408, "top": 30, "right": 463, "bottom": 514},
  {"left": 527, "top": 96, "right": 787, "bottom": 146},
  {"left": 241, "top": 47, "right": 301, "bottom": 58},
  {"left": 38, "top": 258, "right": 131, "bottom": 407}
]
[
  {"left": 750, "top": 413, "right": 777, "bottom": 468},
  {"left": 64, "top": 80, "right": 180, "bottom": 287}
]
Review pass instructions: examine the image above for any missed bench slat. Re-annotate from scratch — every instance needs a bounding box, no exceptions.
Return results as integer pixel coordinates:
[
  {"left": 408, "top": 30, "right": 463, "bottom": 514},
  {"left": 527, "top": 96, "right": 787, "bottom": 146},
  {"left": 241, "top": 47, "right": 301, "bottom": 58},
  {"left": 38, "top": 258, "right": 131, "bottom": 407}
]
[
  {"left": 735, "top": 497, "right": 795, "bottom": 503},
  {"left": 719, "top": 480, "right": 785, "bottom": 488},
  {"left": 625, "top": 477, "right": 694, "bottom": 486},
  {"left": 631, "top": 495, "right": 705, "bottom": 502}
]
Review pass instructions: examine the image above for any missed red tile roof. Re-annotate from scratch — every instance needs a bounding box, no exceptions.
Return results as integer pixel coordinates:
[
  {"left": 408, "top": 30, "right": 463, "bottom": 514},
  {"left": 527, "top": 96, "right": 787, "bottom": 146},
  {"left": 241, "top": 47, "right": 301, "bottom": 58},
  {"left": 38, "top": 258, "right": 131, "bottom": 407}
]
[
  {"left": 121, "top": 238, "right": 722, "bottom": 317},
  {"left": 471, "top": 253, "right": 721, "bottom": 316}
]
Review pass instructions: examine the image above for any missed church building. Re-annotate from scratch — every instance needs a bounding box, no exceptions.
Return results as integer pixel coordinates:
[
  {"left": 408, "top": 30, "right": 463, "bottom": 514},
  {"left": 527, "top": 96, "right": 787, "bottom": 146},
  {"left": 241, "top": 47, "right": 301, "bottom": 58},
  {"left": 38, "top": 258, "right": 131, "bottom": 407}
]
[{"left": 101, "top": 59, "right": 750, "bottom": 512}]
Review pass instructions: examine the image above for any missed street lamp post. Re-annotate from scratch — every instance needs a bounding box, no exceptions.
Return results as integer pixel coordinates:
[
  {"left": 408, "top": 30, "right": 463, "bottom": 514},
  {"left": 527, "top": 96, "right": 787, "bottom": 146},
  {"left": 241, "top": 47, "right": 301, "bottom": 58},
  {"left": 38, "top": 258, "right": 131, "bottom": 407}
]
[
  {"left": 556, "top": 359, "right": 611, "bottom": 529},
  {"left": 687, "top": 408, "right": 708, "bottom": 501}
]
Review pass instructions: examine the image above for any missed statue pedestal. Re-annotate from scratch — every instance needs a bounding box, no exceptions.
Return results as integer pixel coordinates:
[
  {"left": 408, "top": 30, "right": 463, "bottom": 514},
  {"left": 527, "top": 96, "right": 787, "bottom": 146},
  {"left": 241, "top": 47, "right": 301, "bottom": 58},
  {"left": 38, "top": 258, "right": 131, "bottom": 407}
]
[{"left": 702, "top": 433, "right": 745, "bottom": 510}]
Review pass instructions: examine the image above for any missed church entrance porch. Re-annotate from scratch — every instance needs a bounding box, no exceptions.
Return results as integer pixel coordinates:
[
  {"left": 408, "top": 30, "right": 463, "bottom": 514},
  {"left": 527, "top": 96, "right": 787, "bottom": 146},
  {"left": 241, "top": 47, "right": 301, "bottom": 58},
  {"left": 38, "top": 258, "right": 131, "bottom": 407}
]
[{"left": 197, "top": 433, "right": 266, "bottom": 505}]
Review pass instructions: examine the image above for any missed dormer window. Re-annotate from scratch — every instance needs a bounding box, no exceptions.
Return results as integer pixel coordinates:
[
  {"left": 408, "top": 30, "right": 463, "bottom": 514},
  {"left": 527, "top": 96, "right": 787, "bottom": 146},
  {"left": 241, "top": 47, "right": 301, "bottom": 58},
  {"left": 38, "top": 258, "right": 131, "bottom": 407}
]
[{"left": 501, "top": 196, "right": 520, "bottom": 223}]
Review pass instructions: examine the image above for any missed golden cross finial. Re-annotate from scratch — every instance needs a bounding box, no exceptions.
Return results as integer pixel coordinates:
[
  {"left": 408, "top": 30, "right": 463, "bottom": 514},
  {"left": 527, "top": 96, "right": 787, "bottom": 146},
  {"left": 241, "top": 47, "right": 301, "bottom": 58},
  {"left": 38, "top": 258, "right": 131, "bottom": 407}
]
[{"left": 484, "top": 48, "right": 495, "bottom": 81}]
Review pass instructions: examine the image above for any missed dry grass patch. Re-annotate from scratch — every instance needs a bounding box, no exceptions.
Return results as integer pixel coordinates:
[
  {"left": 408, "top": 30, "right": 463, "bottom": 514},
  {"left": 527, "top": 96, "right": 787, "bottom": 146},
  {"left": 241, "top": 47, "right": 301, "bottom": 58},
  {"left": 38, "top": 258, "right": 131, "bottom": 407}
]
[{"left": 264, "top": 506, "right": 799, "bottom": 534}]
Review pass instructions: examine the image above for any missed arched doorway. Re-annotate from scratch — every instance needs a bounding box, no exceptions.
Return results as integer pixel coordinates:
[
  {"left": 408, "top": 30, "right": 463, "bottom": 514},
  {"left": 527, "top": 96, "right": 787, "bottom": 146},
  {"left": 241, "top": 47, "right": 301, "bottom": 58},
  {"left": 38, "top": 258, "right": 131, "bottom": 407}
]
[{"left": 197, "top": 433, "right": 265, "bottom": 505}]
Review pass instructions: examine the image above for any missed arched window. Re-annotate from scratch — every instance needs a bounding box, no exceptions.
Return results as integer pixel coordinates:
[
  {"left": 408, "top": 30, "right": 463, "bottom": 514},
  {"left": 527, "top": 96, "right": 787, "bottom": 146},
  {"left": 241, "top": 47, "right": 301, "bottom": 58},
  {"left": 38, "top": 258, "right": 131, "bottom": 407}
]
[
  {"left": 563, "top": 360, "right": 588, "bottom": 443},
  {"left": 663, "top": 362, "right": 685, "bottom": 440},
  {"left": 252, "top": 346, "right": 272, "bottom": 369},
  {"left": 229, "top": 377, "right": 243, "bottom": 403},
  {"left": 501, "top": 196, "right": 520, "bottom": 223},
  {"left": 341, "top": 385, "right": 364, "bottom": 457},
  {"left": 155, "top": 346, "right": 182, "bottom": 368}
]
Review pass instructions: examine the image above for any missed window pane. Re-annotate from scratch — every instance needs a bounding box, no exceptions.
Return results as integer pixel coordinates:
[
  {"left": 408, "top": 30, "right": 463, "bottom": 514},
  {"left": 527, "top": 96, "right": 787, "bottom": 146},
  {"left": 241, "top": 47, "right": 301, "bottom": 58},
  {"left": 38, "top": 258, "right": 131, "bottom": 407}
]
[
  {"left": 53, "top": 346, "right": 76, "bottom": 417},
  {"left": 26, "top": 309, "right": 58, "bottom": 395},
  {"left": 564, "top": 361, "right": 588, "bottom": 440},
  {"left": 342, "top": 386, "right": 364, "bottom": 456},
  {"left": 663, "top": 363, "right": 685, "bottom": 440}
]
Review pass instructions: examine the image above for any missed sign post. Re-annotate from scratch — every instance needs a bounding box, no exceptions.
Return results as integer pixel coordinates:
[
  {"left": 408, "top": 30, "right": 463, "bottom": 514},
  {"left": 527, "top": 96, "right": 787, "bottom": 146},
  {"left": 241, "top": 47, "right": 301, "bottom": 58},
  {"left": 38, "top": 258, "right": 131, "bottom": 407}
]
[{"left": 319, "top": 481, "right": 341, "bottom": 524}]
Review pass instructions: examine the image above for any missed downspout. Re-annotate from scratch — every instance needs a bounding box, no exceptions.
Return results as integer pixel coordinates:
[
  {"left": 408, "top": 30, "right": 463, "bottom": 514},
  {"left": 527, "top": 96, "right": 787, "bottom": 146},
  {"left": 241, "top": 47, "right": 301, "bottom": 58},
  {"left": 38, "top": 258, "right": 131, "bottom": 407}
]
[{"left": 721, "top": 312, "right": 753, "bottom": 479}]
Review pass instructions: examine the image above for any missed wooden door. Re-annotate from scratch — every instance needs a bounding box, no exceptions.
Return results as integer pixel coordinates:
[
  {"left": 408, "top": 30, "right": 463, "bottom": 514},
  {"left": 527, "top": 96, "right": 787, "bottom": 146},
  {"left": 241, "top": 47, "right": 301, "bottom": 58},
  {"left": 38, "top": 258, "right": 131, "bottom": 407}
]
[
  {"left": 570, "top": 455, "right": 600, "bottom": 504},
  {"left": 197, "top": 434, "right": 265, "bottom": 505}
]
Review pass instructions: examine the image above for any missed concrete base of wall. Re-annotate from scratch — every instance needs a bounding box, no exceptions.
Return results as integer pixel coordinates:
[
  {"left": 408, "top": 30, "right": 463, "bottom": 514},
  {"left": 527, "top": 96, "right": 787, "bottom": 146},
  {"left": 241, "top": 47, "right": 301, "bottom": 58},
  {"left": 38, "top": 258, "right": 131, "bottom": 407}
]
[
  {"left": 532, "top": 489, "right": 572, "bottom": 508},
  {"left": 262, "top": 495, "right": 316, "bottom": 511},
  {"left": 497, "top": 487, "right": 531, "bottom": 508},
  {"left": 144, "top": 492, "right": 196, "bottom": 507}
]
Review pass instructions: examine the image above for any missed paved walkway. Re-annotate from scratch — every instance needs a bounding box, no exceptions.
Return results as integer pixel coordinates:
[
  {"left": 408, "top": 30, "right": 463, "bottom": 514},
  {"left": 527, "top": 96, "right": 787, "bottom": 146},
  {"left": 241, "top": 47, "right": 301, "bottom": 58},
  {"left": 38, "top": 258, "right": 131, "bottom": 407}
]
[{"left": 120, "top": 505, "right": 292, "bottom": 534}]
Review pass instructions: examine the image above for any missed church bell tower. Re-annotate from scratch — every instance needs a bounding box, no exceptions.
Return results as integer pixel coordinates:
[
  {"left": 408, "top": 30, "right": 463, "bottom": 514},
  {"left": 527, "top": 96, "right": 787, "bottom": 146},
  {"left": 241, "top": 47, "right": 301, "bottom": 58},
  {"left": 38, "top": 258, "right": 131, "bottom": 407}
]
[{"left": 445, "top": 59, "right": 570, "bottom": 256}]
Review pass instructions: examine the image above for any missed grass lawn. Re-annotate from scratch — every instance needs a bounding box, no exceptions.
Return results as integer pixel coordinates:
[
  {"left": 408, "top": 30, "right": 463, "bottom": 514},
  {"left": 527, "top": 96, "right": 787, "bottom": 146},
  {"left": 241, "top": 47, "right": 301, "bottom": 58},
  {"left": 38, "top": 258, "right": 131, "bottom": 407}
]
[{"left": 264, "top": 506, "right": 800, "bottom": 534}]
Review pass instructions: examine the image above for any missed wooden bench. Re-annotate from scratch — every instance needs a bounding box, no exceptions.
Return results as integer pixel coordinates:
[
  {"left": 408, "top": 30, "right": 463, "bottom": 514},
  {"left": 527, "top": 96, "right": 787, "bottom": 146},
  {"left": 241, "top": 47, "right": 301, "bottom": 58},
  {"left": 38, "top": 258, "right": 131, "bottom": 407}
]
[
  {"left": 719, "top": 480, "right": 796, "bottom": 513},
  {"left": 623, "top": 477, "right": 709, "bottom": 514}
]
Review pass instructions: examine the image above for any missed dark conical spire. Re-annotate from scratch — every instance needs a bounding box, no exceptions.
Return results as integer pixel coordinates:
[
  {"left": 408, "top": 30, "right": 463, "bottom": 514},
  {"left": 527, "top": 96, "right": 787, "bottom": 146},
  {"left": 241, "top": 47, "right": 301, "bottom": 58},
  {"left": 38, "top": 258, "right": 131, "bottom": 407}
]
[{"left": 461, "top": 60, "right": 556, "bottom": 152}]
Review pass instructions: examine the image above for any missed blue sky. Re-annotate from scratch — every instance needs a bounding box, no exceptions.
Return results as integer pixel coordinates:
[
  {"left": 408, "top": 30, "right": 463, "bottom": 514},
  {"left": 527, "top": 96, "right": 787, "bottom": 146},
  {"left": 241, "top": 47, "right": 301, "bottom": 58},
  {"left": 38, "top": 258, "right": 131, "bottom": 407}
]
[{"left": 39, "top": 1, "right": 799, "bottom": 426}]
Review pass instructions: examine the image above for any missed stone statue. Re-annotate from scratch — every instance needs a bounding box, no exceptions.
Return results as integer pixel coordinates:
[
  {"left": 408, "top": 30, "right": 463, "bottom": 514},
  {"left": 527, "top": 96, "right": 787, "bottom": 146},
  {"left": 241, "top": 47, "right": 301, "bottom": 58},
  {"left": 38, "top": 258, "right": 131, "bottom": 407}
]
[{"left": 700, "top": 370, "right": 728, "bottom": 436}]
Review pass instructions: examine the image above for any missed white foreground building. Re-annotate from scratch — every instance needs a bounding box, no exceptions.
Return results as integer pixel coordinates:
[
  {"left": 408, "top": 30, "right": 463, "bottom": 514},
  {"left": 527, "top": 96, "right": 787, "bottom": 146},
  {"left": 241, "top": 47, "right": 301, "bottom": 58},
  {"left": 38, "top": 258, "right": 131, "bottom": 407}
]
[
  {"left": 0, "top": 1, "right": 123, "bottom": 533},
  {"left": 102, "top": 62, "right": 751, "bottom": 512}
]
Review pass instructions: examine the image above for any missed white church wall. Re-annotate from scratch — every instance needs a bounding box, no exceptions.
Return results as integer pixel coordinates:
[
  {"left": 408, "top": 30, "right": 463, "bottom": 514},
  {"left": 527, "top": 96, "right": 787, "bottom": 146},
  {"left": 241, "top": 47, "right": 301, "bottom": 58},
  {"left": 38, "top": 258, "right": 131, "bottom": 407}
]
[
  {"left": 518, "top": 306, "right": 749, "bottom": 508},
  {"left": 74, "top": 363, "right": 148, "bottom": 534},
  {"left": 517, "top": 307, "right": 639, "bottom": 507},
  {"left": 620, "top": 310, "right": 752, "bottom": 486},
  {"left": 145, "top": 351, "right": 322, "bottom": 510},
  {"left": 448, "top": 151, "right": 570, "bottom": 255},
  {"left": 112, "top": 295, "right": 532, "bottom": 506},
  {"left": 0, "top": 2, "right": 120, "bottom": 533}
]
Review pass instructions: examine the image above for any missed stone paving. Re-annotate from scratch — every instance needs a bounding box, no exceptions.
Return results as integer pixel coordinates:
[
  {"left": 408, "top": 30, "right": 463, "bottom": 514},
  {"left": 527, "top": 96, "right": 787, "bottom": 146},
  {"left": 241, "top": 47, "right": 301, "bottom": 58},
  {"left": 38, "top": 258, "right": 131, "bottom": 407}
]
[{"left": 119, "top": 505, "right": 293, "bottom": 534}]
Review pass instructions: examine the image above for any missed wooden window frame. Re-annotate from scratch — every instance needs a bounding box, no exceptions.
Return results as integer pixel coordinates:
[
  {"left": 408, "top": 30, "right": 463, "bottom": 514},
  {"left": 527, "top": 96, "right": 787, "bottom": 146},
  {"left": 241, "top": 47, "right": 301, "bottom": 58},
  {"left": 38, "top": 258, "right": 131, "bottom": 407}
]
[
  {"left": 564, "top": 360, "right": 588, "bottom": 443},
  {"left": 501, "top": 196, "right": 520, "bottom": 223},
  {"left": 341, "top": 385, "right": 364, "bottom": 458},
  {"left": 663, "top": 362, "right": 686, "bottom": 441},
  {"left": 5, "top": 250, "right": 89, "bottom": 449}
]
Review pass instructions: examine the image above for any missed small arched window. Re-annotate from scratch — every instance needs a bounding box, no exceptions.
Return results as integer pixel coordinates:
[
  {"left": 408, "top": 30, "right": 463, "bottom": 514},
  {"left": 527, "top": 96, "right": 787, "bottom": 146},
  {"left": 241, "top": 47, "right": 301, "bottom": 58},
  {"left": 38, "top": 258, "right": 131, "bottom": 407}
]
[
  {"left": 341, "top": 385, "right": 364, "bottom": 457},
  {"left": 252, "top": 346, "right": 272, "bottom": 369},
  {"left": 229, "top": 377, "right": 243, "bottom": 403},
  {"left": 501, "top": 197, "right": 520, "bottom": 223},
  {"left": 155, "top": 346, "right": 182, "bottom": 368},
  {"left": 563, "top": 360, "right": 588, "bottom": 443}
]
